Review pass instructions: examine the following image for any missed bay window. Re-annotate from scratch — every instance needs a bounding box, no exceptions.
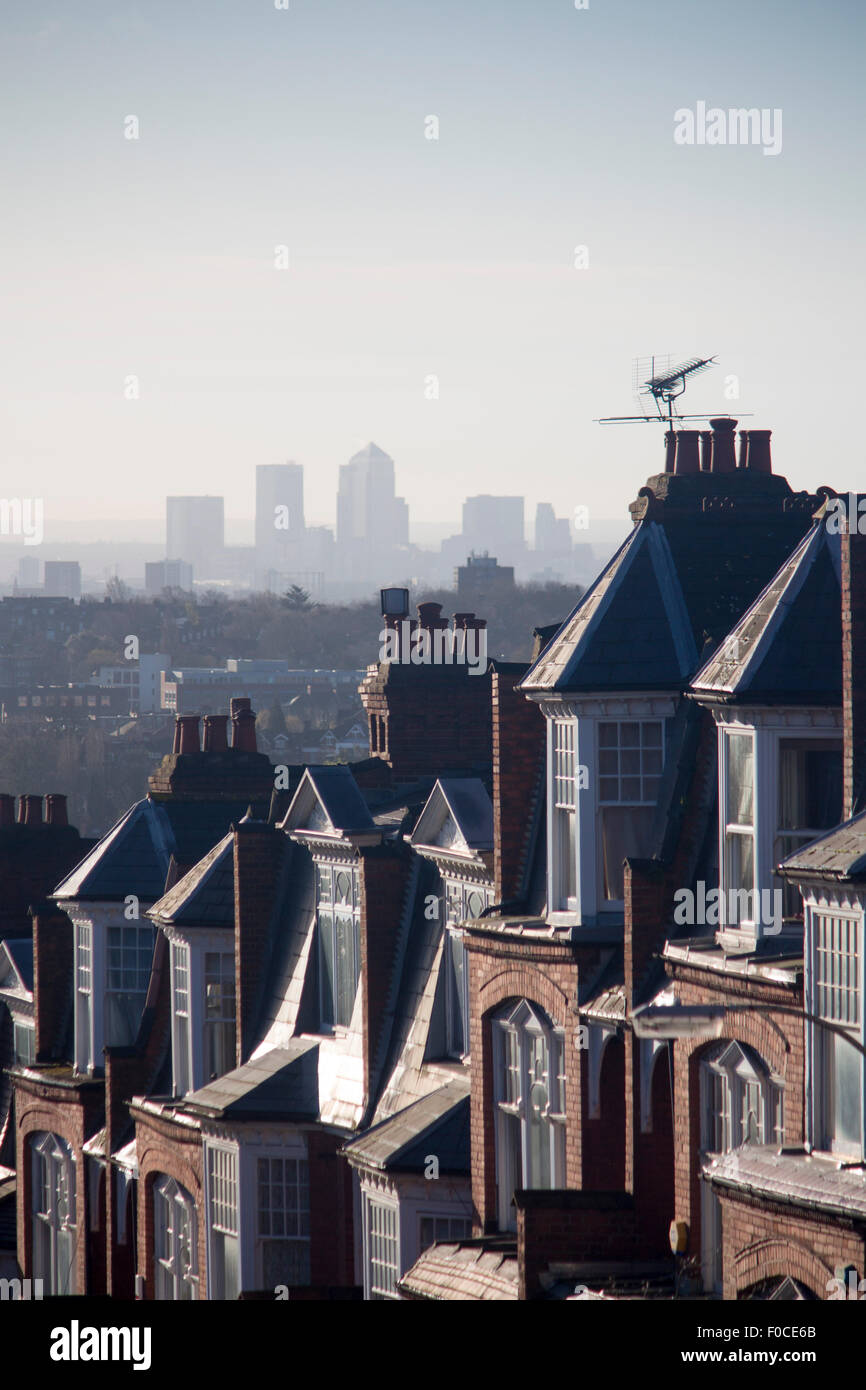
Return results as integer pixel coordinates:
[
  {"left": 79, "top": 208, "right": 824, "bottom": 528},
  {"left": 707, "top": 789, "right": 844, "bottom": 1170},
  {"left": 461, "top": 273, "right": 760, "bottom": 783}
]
[
  {"left": 74, "top": 920, "right": 93, "bottom": 1073},
  {"left": 775, "top": 740, "right": 842, "bottom": 918},
  {"left": 207, "top": 1145, "right": 239, "bottom": 1300},
  {"left": 154, "top": 1175, "right": 198, "bottom": 1300},
  {"left": 494, "top": 1000, "right": 566, "bottom": 1231},
  {"left": 204, "top": 952, "right": 236, "bottom": 1080},
  {"left": 442, "top": 879, "right": 489, "bottom": 1058},
  {"left": 810, "top": 911, "right": 863, "bottom": 1157},
  {"left": 553, "top": 719, "right": 578, "bottom": 909},
  {"left": 364, "top": 1195, "right": 399, "bottom": 1300},
  {"left": 256, "top": 1156, "right": 311, "bottom": 1288},
  {"left": 723, "top": 731, "right": 755, "bottom": 926},
  {"left": 170, "top": 943, "right": 191, "bottom": 1096},
  {"left": 105, "top": 922, "right": 155, "bottom": 1046},
  {"left": 31, "top": 1132, "right": 77, "bottom": 1296}
]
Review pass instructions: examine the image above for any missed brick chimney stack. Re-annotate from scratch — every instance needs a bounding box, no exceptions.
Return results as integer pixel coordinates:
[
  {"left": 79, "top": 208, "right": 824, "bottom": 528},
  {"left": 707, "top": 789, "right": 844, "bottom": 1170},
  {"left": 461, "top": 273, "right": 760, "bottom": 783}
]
[
  {"left": 20, "top": 795, "right": 42, "bottom": 825},
  {"left": 233, "top": 821, "right": 285, "bottom": 1065},
  {"left": 841, "top": 510, "right": 866, "bottom": 819},
  {"left": 176, "top": 715, "right": 200, "bottom": 754},
  {"left": 232, "top": 706, "right": 258, "bottom": 752},
  {"left": 45, "top": 793, "right": 68, "bottom": 826},
  {"left": 202, "top": 714, "right": 229, "bottom": 752}
]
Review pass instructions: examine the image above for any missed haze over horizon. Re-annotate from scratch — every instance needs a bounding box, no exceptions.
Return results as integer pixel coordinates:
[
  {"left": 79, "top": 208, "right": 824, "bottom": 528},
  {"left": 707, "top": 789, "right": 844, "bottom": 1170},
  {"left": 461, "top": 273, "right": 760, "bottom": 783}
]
[{"left": 2, "top": 0, "right": 864, "bottom": 536}]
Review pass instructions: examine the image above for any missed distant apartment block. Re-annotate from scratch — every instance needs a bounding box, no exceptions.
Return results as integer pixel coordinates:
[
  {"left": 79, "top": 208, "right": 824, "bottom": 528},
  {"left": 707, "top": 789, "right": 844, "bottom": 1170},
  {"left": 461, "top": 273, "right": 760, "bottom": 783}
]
[
  {"left": 97, "top": 653, "right": 170, "bottom": 714},
  {"left": 166, "top": 496, "right": 225, "bottom": 571},
  {"left": 256, "top": 462, "right": 306, "bottom": 564},
  {"left": 43, "top": 561, "right": 81, "bottom": 600},
  {"left": 455, "top": 553, "right": 515, "bottom": 602},
  {"left": 145, "top": 559, "right": 194, "bottom": 595}
]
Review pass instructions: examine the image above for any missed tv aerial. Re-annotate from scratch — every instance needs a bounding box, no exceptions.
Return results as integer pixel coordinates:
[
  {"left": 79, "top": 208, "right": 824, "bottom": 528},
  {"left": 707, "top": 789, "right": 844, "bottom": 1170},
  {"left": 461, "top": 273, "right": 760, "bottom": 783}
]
[{"left": 596, "top": 355, "right": 749, "bottom": 427}]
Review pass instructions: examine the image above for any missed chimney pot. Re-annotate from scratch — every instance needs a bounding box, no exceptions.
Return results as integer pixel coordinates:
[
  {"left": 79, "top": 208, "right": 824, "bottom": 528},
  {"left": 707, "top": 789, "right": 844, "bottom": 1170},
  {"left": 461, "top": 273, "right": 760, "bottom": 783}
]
[
  {"left": 417, "top": 601, "right": 448, "bottom": 630},
  {"left": 709, "top": 418, "right": 737, "bottom": 473},
  {"left": 177, "top": 714, "right": 201, "bottom": 754},
  {"left": 673, "top": 430, "right": 701, "bottom": 475},
  {"left": 45, "top": 793, "right": 68, "bottom": 826},
  {"left": 745, "top": 428, "right": 772, "bottom": 474},
  {"left": 22, "top": 794, "right": 43, "bottom": 826},
  {"left": 0, "top": 794, "right": 14, "bottom": 828},
  {"left": 172, "top": 716, "right": 183, "bottom": 754},
  {"left": 232, "top": 707, "right": 258, "bottom": 753},
  {"left": 230, "top": 697, "right": 252, "bottom": 720},
  {"left": 202, "top": 714, "right": 229, "bottom": 752},
  {"left": 664, "top": 430, "right": 677, "bottom": 474},
  {"left": 700, "top": 430, "right": 714, "bottom": 471}
]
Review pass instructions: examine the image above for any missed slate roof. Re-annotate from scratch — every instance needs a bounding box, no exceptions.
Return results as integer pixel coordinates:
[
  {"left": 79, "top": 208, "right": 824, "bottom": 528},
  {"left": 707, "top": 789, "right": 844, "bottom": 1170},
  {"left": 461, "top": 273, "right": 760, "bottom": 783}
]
[
  {"left": 281, "top": 765, "right": 376, "bottom": 837},
  {"left": 778, "top": 811, "right": 866, "bottom": 883},
  {"left": 399, "top": 1240, "right": 519, "bottom": 1301},
  {"left": 705, "top": 1144, "right": 866, "bottom": 1220},
  {"left": 343, "top": 1076, "right": 469, "bottom": 1174},
  {"left": 53, "top": 795, "right": 264, "bottom": 903},
  {"left": 148, "top": 833, "right": 235, "bottom": 928},
  {"left": 180, "top": 1041, "right": 319, "bottom": 1121},
  {"left": 520, "top": 521, "right": 697, "bottom": 694},
  {"left": 1, "top": 938, "right": 34, "bottom": 993},
  {"left": 691, "top": 520, "right": 841, "bottom": 704}
]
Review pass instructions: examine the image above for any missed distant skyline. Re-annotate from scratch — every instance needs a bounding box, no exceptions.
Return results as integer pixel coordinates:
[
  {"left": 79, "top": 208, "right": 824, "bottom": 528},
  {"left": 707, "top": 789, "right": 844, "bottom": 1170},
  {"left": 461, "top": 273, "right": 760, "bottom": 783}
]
[{"left": 2, "top": 1, "right": 864, "bottom": 534}]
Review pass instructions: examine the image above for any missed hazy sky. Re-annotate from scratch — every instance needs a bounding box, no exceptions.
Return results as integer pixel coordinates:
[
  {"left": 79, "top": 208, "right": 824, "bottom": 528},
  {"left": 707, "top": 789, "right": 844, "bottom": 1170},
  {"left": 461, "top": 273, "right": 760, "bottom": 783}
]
[{"left": 1, "top": 0, "right": 864, "bottom": 541}]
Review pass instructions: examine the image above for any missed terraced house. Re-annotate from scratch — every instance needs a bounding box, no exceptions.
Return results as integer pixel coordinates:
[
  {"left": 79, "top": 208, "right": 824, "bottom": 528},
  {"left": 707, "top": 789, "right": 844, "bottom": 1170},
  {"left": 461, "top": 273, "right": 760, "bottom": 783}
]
[{"left": 6, "top": 429, "right": 866, "bottom": 1303}]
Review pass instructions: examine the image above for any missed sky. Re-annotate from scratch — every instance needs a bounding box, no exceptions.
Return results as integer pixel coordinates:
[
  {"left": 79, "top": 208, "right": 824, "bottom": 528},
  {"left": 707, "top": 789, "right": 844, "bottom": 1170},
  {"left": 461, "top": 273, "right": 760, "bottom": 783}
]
[{"left": 1, "top": 0, "right": 864, "bottom": 543}]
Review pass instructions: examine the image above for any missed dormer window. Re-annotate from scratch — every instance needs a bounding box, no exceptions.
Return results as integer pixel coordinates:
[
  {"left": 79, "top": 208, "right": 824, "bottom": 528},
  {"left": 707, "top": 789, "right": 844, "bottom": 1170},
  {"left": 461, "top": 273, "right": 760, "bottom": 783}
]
[
  {"left": 552, "top": 719, "right": 578, "bottom": 910},
  {"left": 723, "top": 731, "right": 755, "bottom": 927},
  {"left": 316, "top": 862, "right": 361, "bottom": 1029},
  {"left": 775, "top": 740, "right": 842, "bottom": 918},
  {"left": 167, "top": 935, "right": 236, "bottom": 1095},
  {"left": 105, "top": 922, "right": 155, "bottom": 1046},
  {"left": 204, "top": 952, "right": 237, "bottom": 1080}
]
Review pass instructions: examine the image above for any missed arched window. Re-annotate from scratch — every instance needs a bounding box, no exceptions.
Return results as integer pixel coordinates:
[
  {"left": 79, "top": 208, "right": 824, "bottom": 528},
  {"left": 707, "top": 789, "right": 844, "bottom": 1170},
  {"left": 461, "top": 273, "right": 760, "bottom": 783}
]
[
  {"left": 494, "top": 1000, "right": 566, "bottom": 1231},
  {"left": 154, "top": 1175, "right": 198, "bottom": 1300},
  {"left": 31, "top": 1132, "right": 77, "bottom": 1295}
]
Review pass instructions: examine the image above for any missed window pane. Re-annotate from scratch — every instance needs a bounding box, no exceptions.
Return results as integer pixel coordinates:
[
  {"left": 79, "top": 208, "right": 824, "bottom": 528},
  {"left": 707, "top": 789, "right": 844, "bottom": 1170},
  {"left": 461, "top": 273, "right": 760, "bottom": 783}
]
[{"left": 726, "top": 733, "right": 754, "bottom": 826}]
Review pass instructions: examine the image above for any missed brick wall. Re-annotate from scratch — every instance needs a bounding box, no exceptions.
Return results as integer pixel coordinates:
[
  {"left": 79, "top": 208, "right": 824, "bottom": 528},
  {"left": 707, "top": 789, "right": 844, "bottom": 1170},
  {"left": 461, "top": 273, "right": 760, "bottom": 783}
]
[
  {"left": 841, "top": 523, "right": 866, "bottom": 817},
  {"left": 307, "top": 1127, "right": 356, "bottom": 1288},
  {"left": 359, "top": 663, "right": 492, "bottom": 782},
  {"left": 516, "top": 1190, "right": 637, "bottom": 1299},
  {"left": 359, "top": 846, "right": 412, "bottom": 1101},
  {"left": 134, "top": 1105, "right": 205, "bottom": 1301},
  {"left": 719, "top": 1187, "right": 866, "bottom": 1299},
  {"left": 234, "top": 822, "right": 286, "bottom": 1065},
  {"left": 32, "top": 908, "right": 73, "bottom": 1062}
]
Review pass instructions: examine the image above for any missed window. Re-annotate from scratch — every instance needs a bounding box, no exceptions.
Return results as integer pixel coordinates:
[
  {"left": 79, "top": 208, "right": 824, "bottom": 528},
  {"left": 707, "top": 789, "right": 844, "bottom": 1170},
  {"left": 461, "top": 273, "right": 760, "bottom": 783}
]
[
  {"left": 723, "top": 731, "right": 755, "bottom": 925},
  {"left": 105, "top": 922, "right": 154, "bottom": 1046},
  {"left": 154, "top": 1175, "right": 198, "bottom": 1300},
  {"left": 700, "top": 1041, "right": 783, "bottom": 1293},
  {"left": 442, "top": 880, "right": 489, "bottom": 1058},
  {"left": 207, "top": 1147, "right": 239, "bottom": 1299},
  {"left": 316, "top": 863, "right": 361, "bottom": 1029},
  {"left": 494, "top": 1000, "right": 566, "bottom": 1231},
  {"left": 365, "top": 1197, "right": 399, "bottom": 1300},
  {"left": 204, "top": 952, "right": 236, "bottom": 1081},
  {"left": 171, "top": 943, "right": 191, "bottom": 1096},
  {"left": 419, "top": 1214, "right": 472, "bottom": 1251},
  {"left": 775, "top": 740, "right": 842, "bottom": 918},
  {"left": 31, "top": 1133, "right": 77, "bottom": 1296},
  {"left": 598, "top": 720, "right": 663, "bottom": 902},
  {"left": 811, "top": 912, "right": 863, "bottom": 1157},
  {"left": 14, "top": 1020, "right": 35, "bottom": 1066},
  {"left": 256, "top": 1157, "right": 311, "bottom": 1287},
  {"left": 553, "top": 719, "right": 577, "bottom": 909},
  {"left": 75, "top": 920, "right": 93, "bottom": 1073}
]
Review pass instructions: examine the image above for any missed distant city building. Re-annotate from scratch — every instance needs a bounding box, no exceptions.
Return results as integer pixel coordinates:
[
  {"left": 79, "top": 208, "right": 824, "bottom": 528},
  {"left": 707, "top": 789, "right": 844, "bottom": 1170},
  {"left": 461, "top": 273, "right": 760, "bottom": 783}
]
[
  {"left": 337, "top": 442, "right": 409, "bottom": 549},
  {"left": 97, "top": 652, "right": 170, "bottom": 714},
  {"left": 166, "top": 496, "right": 224, "bottom": 572},
  {"left": 145, "top": 559, "right": 194, "bottom": 595},
  {"left": 256, "top": 463, "right": 306, "bottom": 570},
  {"left": 534, "top": 502, "right": 572, "bottom": 554},
  {"left": 16, "top": 555, "right": 40, "bottom": 588},
  {"left": 161, "top": 661, "right": 366, "bottom": 714},
  {"left": 455, "top": 552, "right": 515, "bottom": 602},
  {"left": 462, "top": 495, "right": 524, "bottom": 561},
  {"left": 43, "top": 561, "right": 81, "bottom": 600}
]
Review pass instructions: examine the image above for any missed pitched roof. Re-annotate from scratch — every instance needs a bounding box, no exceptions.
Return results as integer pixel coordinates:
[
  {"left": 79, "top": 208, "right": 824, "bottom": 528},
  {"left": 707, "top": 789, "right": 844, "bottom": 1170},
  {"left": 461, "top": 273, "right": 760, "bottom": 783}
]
[
  {"left": 0, "top": 938, "right": 33, "bottom": 995},
  {"left": 53, "top": 795, "right": 264, "bottom": 903},
  {"left": 409, "top": 778, "right": 493, "bottom": 856},
  {"left": 343, "top": 1076, "right": 469, "bottom": 1173},
  {"left": 778, "top": 811, "right": 866, "bottom": 883},
  {"left": 520, "top": 521, "right": 697, "bottom": 694},
  {"left": 148, "top": 833, "right": 235, "bottom": 928},
  {"left": 280, "top": 765, "right": 376, "bottom": 838},
  {"left": 180, "top": 1041, "right": 319, "bottom": 1121},
  {"left": 691, "top": 520, "right": 841, "bottom": 704}
]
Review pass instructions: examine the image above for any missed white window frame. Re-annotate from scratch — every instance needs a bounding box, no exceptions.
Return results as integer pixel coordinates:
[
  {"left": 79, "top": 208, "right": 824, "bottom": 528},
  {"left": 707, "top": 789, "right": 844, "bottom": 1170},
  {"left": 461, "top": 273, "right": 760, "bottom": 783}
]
[
  {"left": 552, "top": 718, "right": 578, "bottom": 911},
  {"left": 494, "top": 1000, "right": 566, "bottom": 1232},
  {"left": 806, "top": 906, "right": 864, "bottom": 1160},
  {"left": 206, "top": 1143, "right": 240, "bottom": 1300},
  {"left": 154, "top": 1174, "right": 198, "bottom": 1300},
  {"left": 315, "top": 861, "right": 361, "bottom": 1030},
  {"left": 204, "top": 950, "right": 237, "bottom": 1082},
  {"left": 442, "top": 878, "right": 490, "bottom": 1060},
  {"left": 255, "top": 1153, "right": 311, "bottom": 1290},
  {"left": 170, "top": 942, "right": 192, "bottom": 1097},
  {"left": 31, "top": 1132, "right": 77, "bottom": 1296},
  {"left": 13, "top": 1019, "right": 35, "bottom": 1066},
  {"left": 596, "top": 718, "right": 664, "bottom": 909},
  {"left": 363, "top": 1193, "right": 400, "bottom": 1300},
  {"left": 74, "top": 919, "right": 94, "bottom": 1074},
  {"left": 105, "top": 920, "right": 155, "bottom": 1048}
]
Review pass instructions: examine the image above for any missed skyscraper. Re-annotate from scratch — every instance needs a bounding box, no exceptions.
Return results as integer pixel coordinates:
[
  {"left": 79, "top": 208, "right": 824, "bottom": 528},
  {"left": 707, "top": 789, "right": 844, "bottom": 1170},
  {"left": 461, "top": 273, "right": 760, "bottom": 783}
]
[
  {"left": 166, "top": 496, "right": 224, "bottom": 572},
  {"left": 337, "top": 442, "right": 409, "bottom": 549},
  {"left": 255, "top": 463, "right": 305, "bottom": 569},
  {"left": 462, "top": 495, "right": 525, "bottom": 561}
]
